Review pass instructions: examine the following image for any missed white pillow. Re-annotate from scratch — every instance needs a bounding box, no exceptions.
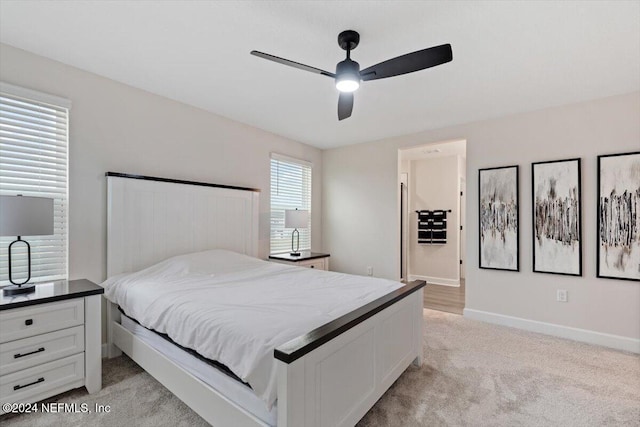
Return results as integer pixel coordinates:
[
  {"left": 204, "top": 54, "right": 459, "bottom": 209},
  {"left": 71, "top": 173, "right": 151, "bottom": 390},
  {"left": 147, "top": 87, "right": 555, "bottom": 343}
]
[
  {"left": 165, "top": 249, "right": 265, "bottom": 276},
  {"left": 101, "top": 249, "right": 266, "bottom": 289}
]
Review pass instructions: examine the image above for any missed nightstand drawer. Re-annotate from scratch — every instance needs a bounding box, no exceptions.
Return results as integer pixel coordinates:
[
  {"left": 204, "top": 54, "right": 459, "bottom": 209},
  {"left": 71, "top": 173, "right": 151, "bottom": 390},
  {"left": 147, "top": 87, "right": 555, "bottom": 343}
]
[
  {"left": 0, "top": 326, "right": 85, "bottom": 375},
  {"left": 300, "top": 259, "right": 327, "bottom": 270},
  {"left": 0, "top": 300, "right": 84, "bottom": 343},
  {"left": 0, "top": 353, "right": 84, "bottom": 405}
]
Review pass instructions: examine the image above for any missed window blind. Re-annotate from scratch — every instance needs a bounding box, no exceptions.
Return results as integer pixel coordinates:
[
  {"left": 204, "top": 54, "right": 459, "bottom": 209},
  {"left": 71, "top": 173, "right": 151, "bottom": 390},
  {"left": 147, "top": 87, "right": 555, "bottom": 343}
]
[
  {"left": 270, "top": 154, "right": 312, "bottom": 254},
  {"left": 0, "top": 83, "right": 69, "bottom": 285}
]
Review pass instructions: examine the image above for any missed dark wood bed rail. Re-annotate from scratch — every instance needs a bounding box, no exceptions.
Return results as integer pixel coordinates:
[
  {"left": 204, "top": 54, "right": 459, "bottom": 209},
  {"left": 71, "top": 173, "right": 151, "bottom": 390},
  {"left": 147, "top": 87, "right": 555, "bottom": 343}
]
[{"left": 274, "top": 280, "right": 426, "bottom": 364}]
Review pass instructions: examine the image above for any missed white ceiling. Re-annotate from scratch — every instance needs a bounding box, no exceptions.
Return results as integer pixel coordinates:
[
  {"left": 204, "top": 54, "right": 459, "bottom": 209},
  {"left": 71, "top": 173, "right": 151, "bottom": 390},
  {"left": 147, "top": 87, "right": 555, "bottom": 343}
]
[{"left": 1, "top": 1, "right": 638, "bottom": 149}]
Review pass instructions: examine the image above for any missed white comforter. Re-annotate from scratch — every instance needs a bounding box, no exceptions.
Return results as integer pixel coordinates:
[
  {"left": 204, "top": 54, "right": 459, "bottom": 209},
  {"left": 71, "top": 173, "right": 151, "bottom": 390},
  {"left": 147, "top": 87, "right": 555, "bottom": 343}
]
[{"left": 101, "top": 249, "right": 403, "bottom": 408}]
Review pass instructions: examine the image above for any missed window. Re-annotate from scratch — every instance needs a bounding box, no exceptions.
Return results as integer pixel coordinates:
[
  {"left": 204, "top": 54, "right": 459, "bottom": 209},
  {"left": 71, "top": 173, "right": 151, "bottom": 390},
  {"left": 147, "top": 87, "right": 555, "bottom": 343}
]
[
  {"left": 0, "top": 83, "right": 70, "bottom": 285},
  {"left": 270, "top": 154, "right": 312, "bottom": 254}
]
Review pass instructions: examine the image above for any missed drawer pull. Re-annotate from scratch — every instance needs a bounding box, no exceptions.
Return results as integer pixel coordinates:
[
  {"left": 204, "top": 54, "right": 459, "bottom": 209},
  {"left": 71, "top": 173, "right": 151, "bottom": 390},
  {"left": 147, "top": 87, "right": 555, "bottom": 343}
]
[
  {"left": 13, "top": 377, "right": 44, "bottom": 391},
  {"left": 25, "top": 319, "right": 33, "bottom": 326},
  {"left": 14, "top": 347, "right": 45, "bottom": 359},
  {"left": 310, "top": 265, "right": 315, "bottom": 268}
]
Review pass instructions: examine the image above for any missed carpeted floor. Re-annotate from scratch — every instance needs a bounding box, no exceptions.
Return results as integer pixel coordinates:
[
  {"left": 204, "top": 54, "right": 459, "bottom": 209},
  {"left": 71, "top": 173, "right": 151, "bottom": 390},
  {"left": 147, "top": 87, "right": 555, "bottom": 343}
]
[{"left": 2, "top": 310, "right": 639, "bottom": 427}]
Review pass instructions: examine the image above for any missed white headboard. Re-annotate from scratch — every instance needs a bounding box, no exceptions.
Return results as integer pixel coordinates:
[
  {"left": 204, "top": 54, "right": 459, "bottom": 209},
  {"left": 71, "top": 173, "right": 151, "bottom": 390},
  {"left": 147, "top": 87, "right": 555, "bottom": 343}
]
[{"left": 106, "top": 173, "right": 260, "bottom": 277}]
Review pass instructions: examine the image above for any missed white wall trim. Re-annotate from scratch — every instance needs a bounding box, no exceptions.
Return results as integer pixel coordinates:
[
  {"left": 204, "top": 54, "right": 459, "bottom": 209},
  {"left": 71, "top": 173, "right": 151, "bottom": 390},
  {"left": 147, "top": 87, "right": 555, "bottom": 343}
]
[
  {"left": 0, "top": 81, "right": 72, "bottom": 109},
  {"left": 464, "top": 308, "right": 640, "bottom": 354},
  {"left": 409, "top": 274, "right": 460, "bottom": 287},
  {"left": 101, "top": 343, "right": 109, "bottom": 359},
  {"left": 270, "top": 152, "right": 312, "bottom": 168}
]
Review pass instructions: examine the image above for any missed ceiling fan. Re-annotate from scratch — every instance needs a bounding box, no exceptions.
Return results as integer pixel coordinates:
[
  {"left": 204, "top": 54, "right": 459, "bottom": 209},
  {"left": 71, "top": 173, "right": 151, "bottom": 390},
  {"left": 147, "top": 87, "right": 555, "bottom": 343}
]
[{"left": 251, "top": 30, "right": 452, "bottom": 120}]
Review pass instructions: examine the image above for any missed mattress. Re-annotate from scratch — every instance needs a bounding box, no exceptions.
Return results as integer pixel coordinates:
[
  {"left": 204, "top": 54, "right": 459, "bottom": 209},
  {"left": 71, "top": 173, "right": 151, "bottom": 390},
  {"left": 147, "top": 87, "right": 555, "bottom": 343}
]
[
  {"left": 120, "top": 313, "right": 277, "bottom": 426},
  {"left": 102, "top": 249, "right": 404, "bottom": 408}
]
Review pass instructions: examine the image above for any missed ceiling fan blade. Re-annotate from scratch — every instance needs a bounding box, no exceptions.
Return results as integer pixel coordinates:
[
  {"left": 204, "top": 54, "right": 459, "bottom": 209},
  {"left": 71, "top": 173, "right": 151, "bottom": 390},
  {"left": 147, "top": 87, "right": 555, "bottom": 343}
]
[
  {"left": 251, "top": 51, "right": 335, "bottom": 78},
  {"left": 360, "top": 44, "right": 452, "bottom": 81},
  {"left": 338, "top": 92, "right": 354, "bottom": 121}
]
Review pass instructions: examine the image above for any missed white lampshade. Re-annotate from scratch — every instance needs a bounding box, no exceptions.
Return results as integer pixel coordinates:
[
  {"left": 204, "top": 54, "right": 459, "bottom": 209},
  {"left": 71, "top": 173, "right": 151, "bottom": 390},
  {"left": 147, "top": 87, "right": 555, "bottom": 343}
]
[
  {"left": 0, "top": 195, "right": 54, "bottom": 237},
  {"left": 285, "top": 209, "right": 309, "bottom": 229}
]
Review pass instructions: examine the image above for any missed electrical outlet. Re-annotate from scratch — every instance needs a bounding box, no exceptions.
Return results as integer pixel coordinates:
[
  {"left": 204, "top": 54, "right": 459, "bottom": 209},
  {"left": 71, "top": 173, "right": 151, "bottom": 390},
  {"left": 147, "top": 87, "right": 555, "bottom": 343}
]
[
  {"left": 557, "top": 289, "right": 568, "bottom": 303},
  {"left": 366, "top": 266, "right": 373, "bottom": 276}
]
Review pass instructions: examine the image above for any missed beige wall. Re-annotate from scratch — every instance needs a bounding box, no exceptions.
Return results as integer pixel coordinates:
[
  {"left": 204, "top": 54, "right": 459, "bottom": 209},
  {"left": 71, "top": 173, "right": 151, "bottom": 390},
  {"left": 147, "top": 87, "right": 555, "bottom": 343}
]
[
  {"left": 408, "top": 155, "right": 460, "bottom": 284},
  {"left": 0, "top": 44, "right": 323, "bottom": 341},
  {"left": 323, "top": 91, "right": 640, "bottom": 342}
]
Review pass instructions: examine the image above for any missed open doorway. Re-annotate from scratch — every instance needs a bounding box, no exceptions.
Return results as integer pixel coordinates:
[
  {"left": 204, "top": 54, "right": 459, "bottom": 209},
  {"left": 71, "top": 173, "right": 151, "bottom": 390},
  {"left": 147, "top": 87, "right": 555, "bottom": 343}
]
[{"left": 398, "top": 140, "right": 466, "bottom": 314}]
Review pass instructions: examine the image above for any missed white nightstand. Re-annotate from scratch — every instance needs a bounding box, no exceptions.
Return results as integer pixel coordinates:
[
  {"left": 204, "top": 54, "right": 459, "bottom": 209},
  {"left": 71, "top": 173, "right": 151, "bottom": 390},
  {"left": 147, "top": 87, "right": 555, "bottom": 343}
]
[
  {"left": 268, "top": 251, "right": 330, "bottom": 271},
  {"left": 0, "top": 279, "right": 104, "bottom": 412}
]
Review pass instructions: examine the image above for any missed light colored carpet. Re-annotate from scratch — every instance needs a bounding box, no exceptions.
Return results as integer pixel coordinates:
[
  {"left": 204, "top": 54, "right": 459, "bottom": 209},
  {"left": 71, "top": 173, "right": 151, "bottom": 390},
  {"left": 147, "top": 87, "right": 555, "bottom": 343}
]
[{"left": 2, "top": 309, "right": 638, "bottom": 427}]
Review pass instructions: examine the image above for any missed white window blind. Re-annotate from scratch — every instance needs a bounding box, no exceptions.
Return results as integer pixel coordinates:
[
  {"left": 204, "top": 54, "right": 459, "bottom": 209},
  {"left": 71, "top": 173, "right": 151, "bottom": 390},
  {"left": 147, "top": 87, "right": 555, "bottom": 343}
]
[
  {"left": 270, "top": 154, "right": 312, "bottom": 254},
  {"left": 0, "top": 83, "right": 70, "bottom": 285}
]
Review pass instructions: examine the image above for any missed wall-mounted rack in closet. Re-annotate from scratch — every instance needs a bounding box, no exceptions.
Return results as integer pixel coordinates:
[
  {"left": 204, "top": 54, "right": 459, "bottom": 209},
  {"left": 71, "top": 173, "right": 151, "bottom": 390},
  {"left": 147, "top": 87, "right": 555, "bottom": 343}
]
[{"left": 415, "top": 209, "right": 450, "bottom": 244}]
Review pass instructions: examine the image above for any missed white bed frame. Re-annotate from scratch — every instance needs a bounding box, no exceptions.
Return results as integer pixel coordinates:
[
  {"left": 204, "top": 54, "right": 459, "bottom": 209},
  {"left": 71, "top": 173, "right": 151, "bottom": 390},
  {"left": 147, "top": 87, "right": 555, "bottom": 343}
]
[{"left": 105, "top": 173, "right": 424, "bottom": 427}]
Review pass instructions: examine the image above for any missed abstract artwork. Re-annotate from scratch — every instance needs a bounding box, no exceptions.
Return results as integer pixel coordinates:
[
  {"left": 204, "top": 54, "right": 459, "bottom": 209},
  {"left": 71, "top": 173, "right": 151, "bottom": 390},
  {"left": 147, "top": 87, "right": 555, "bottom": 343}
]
[
  {"left": 479, "top": 166, "right": 519, "bottom": 271},
  {"left": 532, "top": 158, "right": 582, "bottom": 276},
  {"left": 597, "top": 152, "right": 640, "bottom": 281}
]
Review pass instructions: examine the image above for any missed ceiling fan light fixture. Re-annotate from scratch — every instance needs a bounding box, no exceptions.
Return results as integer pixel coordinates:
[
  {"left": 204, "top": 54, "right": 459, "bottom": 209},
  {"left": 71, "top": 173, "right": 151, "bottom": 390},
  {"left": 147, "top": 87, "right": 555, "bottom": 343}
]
[
  {"left": 336, "top": 77, "right": 360, "bottom": 93},
  {"left": 335, "top": 59, "right": 360, "bottom": 93}
]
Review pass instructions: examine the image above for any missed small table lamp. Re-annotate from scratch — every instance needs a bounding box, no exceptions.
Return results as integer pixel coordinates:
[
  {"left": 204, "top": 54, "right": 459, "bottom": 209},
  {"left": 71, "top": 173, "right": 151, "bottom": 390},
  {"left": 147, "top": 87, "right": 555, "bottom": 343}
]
[
  {"left": 0, "top": 195, "right": 54, "bottom": 296},
  {"left": 284, "top": 208, "right": 309, "bottom": 257}
]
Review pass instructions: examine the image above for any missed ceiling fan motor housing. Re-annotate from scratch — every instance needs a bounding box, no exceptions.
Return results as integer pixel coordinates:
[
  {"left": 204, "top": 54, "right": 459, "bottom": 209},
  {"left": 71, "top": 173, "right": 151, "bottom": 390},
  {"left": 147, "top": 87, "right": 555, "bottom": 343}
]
[{"left": 336, "top": 59, "right": 360, "bottom": 79}]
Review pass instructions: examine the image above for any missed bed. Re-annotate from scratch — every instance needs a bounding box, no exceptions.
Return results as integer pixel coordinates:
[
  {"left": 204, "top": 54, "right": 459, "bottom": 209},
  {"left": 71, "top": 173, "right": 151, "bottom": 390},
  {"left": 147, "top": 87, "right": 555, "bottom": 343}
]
[{"left": 104, "top": 172, "right": 425, "bottom": 427}]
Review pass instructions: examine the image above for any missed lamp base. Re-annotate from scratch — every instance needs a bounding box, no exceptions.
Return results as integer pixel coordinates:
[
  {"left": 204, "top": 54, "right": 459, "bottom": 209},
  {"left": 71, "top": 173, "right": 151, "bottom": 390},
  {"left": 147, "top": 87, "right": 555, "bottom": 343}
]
[
  {"left": 3, "top": 283, "right": 36, "bottom": 296},
  {"left": 289, "top": 252, "right": 301, "bottom": 257}
]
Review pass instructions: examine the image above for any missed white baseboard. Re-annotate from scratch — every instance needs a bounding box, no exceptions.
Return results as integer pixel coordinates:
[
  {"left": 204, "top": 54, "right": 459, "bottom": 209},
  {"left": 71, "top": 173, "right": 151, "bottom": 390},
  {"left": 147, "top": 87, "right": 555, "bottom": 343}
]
[
  {"left": 102, "top": 343, "right": 108, "bottom": 359},
  {"left": 463, "top": 308, "right": 640, "bottom": 354},
  {"left": 409, "top": 274, "right": 460, "bottom": 287}
]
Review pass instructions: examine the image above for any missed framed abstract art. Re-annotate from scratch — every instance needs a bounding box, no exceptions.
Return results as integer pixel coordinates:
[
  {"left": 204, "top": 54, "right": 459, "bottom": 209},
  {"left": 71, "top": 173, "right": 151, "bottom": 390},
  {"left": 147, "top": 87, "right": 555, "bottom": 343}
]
[
  {"left": 532, "top": 158, "right": 582, "bottom": 276},
  {"left": 597, "top": 151, "right": 640, "bottom": 281},
  {"left": 479, "top": 165, "right": 519, "bottom": 271}
]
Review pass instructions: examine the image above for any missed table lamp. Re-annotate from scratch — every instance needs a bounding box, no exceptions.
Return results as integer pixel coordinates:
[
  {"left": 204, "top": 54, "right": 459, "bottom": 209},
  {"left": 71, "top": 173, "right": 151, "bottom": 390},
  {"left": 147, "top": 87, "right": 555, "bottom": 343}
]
[
  {"left": 284, "top": 208, "right": 309, "bottom": 256},
  {"left": 0, "top": 195, "right": 54, "bottom": 296}
]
